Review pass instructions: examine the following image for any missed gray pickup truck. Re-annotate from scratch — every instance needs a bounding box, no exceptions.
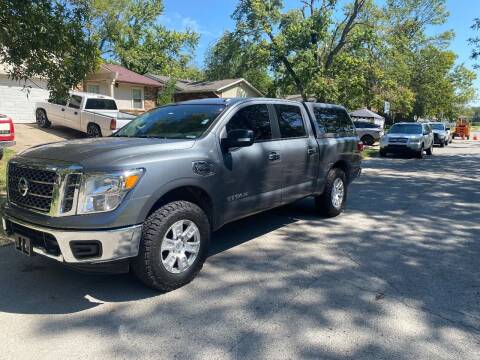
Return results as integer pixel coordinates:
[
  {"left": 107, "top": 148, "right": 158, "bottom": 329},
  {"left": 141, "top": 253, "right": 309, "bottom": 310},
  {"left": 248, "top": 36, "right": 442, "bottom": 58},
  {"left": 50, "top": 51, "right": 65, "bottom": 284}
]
[{"left": 3, "top": 98, "right": 361, "bottom": 290}]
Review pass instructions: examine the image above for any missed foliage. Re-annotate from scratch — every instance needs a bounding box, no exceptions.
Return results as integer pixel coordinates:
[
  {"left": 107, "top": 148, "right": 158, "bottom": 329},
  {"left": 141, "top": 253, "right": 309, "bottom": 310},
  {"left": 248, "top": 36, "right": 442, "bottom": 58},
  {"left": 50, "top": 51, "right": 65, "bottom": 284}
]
[
  {"left": 87, "top": 0, "right": 199, "bottom": 76},
  {"left": 205, "top": 0, "right": 475, "bottom": 120},
  {"left": 0, "top": 0, "right": 100, "bottom": 101},
  {"left": 469, "top": 18, "right": 480, "bottom": 69}
]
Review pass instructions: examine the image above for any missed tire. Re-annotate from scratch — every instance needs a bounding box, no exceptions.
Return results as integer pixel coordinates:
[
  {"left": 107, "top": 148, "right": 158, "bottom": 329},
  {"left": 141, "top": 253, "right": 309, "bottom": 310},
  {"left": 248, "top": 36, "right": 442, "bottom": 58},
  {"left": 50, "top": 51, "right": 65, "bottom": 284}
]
[
  {"left": 426, "top": 143, "right": 433, "bottom": 155},
  {"left": 0, "top": 148, "right": 3, "bottom": 161},
  {"left": 416, "top": 145, "right": 425, "bottom": 159},
  {"left": 87, "top": 123, "right": 102, "bottom": 138},
  {"left": 315, "top": 168, "right": 347, "bottom": 218},
  {"left": 36, "top": 109, "right": 51, "bottom": 128},
  {"left": 440, "top": 140, "right": 445, "bottom": 148},
  {"left": 379, "top": 149, "right": 387, "bottom": 157},
  {"left": 132, "top": 201, "right": 211, "bottom": 291},
  {"left": 361, "top": 135, "right": 375, "bottom": 146}
]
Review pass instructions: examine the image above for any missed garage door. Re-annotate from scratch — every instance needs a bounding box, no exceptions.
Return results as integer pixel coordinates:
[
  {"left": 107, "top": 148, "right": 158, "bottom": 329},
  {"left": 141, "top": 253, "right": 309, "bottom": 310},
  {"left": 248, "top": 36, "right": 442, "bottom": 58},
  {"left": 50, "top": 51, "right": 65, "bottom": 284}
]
[{"left": 0, "top": 75, "right": 50, "bottom": 123}]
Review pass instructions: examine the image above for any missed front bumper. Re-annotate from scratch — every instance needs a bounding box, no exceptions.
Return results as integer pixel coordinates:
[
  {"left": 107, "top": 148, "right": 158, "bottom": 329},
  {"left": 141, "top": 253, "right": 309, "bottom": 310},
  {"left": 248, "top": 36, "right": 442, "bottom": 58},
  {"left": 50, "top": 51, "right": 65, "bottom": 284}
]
[
  {"left": 2, "top": 215, "right": 142, "bottom": 264},
  {"left": 0, "top": 140, "right": 15, "bottom": 149},
  {"left": 380, "top": 143, "right": 422, "bottom": 153}
]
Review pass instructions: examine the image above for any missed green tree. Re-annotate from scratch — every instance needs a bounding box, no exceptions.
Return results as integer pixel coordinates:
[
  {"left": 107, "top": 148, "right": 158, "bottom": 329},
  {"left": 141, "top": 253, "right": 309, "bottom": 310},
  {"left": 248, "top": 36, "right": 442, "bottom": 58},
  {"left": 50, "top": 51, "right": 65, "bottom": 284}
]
[
  {"left": 0, "top": 0, "right": 100, "bottom": 101},
  {"left": 87, "top": 0, "right": 199, "bottom": 76},
  {"left": 204, "top": 31, "right": 273, "bottom": 96}
]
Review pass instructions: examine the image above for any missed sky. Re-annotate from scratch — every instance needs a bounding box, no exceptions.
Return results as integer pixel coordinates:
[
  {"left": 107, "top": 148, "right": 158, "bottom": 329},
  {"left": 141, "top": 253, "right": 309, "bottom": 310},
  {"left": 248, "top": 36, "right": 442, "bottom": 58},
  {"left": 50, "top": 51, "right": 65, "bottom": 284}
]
[{"left": 161, "top": 0, "right": 480, "bottom": 101}]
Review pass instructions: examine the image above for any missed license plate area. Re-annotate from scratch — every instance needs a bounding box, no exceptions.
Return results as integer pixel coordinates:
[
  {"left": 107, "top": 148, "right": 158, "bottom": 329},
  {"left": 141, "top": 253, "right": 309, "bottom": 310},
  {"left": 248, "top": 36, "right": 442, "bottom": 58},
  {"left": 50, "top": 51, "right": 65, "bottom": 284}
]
[{"left": 15, "top": 234, "right": 34, "bottom": 256}]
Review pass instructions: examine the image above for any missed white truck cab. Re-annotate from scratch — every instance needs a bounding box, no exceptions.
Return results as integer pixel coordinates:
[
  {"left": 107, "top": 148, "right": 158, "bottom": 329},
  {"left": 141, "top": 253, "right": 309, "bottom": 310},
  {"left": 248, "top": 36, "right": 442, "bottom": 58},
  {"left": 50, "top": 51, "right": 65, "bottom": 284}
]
[{"left": 35, "top": 92, "right": 135, "bottom": 137}]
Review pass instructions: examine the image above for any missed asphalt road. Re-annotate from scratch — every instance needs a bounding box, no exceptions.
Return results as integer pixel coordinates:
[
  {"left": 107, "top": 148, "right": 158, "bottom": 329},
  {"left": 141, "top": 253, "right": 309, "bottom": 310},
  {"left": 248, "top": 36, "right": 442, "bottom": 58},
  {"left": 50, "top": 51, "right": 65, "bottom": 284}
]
[{"left": 0, "top": 141, "right": 479, "bottom": 359}]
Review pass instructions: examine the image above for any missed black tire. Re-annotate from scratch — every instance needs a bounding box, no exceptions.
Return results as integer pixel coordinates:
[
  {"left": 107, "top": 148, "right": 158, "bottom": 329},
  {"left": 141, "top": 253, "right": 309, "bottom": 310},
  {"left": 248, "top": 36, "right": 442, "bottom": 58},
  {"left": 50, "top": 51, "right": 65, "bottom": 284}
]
[
  {"left": 416, "top": 145, "right": 425, "bottom": 159},
  {"left": 132, "top": 201, "right": 211, "bottom": 291},
  {"left": 0, "top": 148, "right": 3, "bottom": 161},
  {"left": 36, "top": 109, "right": 51, "bottom": 128},
  {"left": 379, "top": 149, "right": 387, "bottom": 157},
  {"left": 440, "top": 141, "right": 445, "bottom": 148},
  {"left": 87, "top": 123, "right": 102, "bottom": 138},
  {"left": 315, "top": 168, "right": 347, "bottom": 218},
  {"left": 426, "top": 143, "right": 433, "bottom": 155},
  {"left": 361, "top": 135, "right": 375, "bottom": 146}
]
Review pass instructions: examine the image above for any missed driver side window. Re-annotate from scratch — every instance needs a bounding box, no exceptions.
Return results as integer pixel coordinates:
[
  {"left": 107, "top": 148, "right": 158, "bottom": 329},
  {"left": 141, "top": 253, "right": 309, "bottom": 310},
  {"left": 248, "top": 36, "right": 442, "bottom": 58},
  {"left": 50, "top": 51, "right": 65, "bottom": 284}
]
[{"left": 226, "top": 104, "right": 272, "bottom": 141}]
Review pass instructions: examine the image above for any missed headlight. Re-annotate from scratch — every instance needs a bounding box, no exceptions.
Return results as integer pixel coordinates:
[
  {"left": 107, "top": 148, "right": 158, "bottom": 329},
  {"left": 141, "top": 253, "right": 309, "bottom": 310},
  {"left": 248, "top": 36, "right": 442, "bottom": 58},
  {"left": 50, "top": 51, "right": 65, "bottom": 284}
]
[
  {"left": 77, "top": 169, "right": 144, "bottom": 214},
  {"left": 409, "top": 137, "right": 421, "bottom": 143}
]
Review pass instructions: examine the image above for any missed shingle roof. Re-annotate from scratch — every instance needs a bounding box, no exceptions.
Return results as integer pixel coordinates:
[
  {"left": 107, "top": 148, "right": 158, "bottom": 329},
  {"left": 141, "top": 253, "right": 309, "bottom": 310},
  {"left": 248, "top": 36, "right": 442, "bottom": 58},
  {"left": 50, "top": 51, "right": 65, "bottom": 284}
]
[
  {"left": 102, "top": 64, "right": 163, "bottom": 87},
  {"left": 350, "top": 108, "right": 384, "bottom": 119},
  {"left": 146, "top": 75, "right": 263, "bottom": 96}
]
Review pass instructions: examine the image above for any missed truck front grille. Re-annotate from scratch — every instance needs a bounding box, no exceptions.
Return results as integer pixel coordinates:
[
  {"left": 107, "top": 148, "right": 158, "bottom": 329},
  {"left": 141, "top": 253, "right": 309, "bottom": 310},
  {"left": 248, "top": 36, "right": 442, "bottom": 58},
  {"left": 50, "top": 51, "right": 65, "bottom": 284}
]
[
  {"left": 389, "top": 137, "right": 408, "bottom": 144},
  {"left": 62, "top": 174, "right": 81, "bottom": 213},
  {"left": 8, "top": 163, "right": 57, "bottom": 213}
]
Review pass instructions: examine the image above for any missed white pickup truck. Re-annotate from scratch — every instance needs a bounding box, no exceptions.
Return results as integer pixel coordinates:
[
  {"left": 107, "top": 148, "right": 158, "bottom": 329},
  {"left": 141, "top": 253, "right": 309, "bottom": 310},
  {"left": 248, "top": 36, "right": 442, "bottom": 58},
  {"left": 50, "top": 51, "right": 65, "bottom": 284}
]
[{"left": 35, "top": 92, "right": 135, "bottom": 137}]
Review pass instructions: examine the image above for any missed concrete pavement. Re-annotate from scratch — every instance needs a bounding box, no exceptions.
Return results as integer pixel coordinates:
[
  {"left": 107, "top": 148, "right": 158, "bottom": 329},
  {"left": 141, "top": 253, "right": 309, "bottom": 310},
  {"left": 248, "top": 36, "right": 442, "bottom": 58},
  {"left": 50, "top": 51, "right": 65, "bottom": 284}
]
[{"left": 0, "top": 141, "right": 479, "bottom": 359}]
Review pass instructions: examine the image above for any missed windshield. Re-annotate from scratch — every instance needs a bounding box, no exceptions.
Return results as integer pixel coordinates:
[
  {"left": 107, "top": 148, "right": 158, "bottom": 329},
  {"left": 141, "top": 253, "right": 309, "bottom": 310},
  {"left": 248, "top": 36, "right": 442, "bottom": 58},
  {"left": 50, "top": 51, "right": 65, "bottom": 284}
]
[
  {"left": 431, "top": 123, "right": 445, "bottom": 130},
  {"left": 114, "top": 104, "right": 225, "bottom": 139},
  {"left": 389, "top": 124, "right": 422, "bottom": 134}
]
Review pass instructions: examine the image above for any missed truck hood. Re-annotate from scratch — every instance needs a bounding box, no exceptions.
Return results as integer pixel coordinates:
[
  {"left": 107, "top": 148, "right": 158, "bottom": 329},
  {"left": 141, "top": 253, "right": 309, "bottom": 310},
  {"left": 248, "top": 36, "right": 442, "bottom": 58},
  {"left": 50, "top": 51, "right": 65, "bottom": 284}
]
[{"left": 18, "top": 137, "right": 196, "bottom": 167}]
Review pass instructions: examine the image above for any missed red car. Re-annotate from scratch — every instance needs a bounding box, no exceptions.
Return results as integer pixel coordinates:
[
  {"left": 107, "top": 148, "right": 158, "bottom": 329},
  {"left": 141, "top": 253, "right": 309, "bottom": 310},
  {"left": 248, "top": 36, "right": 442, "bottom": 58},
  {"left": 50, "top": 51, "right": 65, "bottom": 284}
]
[{"left": 0, "top": 114, "right": 15, "bottom": 160}]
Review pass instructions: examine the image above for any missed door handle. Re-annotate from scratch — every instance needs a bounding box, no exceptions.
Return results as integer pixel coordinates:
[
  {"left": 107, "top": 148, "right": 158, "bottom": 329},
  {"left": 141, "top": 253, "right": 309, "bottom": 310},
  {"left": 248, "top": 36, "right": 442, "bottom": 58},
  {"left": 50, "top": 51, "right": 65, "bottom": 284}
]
[
  {"left": 61, "top": 108, "right": 65, "bottom": 111},
  {"left": 268, "top": 152, "right": 280, "bottom": 161},
  {"left": 307, "top": 148, "right": 317, "bottom": 155}
]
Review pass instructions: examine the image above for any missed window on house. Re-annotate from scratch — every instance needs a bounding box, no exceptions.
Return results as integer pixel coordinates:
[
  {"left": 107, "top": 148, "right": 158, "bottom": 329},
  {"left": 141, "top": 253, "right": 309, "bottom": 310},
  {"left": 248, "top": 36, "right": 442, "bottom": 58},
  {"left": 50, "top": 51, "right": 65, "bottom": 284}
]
[
  {"left": 87, "top": 84, "right": 100, "bottom": 94},
  {"left": 132, "top": 88, "right": 143, "bottom": 109}
]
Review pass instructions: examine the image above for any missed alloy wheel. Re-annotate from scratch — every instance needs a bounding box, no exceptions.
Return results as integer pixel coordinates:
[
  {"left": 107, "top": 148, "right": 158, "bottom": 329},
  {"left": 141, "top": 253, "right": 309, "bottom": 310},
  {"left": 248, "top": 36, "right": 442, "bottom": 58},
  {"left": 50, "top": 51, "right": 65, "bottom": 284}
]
[{"left": 331, "top": 178, "right": 345, "bottom": 210}]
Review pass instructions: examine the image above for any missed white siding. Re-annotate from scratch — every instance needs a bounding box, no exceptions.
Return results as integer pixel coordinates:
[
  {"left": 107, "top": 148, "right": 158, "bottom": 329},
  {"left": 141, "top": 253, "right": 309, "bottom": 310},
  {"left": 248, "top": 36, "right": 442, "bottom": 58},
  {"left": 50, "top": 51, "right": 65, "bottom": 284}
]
[
  {"left": 0, "top": 75, "right": 50, "bottom": 123},
  {"left": 114, "top": 83, "right": 144, "bottom": 110},
  {"left": 220, "top": 83, "right": 260, "bottom": 98}
]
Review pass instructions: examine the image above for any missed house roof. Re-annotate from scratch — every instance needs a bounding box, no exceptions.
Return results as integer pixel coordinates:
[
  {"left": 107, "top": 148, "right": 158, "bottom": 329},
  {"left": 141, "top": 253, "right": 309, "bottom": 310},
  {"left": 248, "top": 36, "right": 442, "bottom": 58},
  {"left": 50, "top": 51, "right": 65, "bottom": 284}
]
[
  {"left": 350, "top": 108, "right": 384, "bottom": 119},
  {"left": 146, "top": 75, "right": 263, "bottom": 96},
  {"left": 102, "top": 64, "right": 163, "bottom": 87}
]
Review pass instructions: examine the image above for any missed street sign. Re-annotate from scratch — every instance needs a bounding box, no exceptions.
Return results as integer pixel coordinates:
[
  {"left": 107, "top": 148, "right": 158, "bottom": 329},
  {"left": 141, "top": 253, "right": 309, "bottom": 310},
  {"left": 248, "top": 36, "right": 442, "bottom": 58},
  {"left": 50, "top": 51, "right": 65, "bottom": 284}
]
[{"left": 384, "top": 101, "right": 390, "bottom": 114}]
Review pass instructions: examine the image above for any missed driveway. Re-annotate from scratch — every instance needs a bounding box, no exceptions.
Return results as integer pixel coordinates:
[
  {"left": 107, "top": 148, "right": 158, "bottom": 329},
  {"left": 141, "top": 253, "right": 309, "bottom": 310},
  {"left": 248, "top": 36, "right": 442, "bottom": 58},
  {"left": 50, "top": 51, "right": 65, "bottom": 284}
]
[
  {"left": 13, "top": 124, "right": 85, "bottom": 153},
  {"left": 0, "top": 142, "right": 479, "bottom": 359}
]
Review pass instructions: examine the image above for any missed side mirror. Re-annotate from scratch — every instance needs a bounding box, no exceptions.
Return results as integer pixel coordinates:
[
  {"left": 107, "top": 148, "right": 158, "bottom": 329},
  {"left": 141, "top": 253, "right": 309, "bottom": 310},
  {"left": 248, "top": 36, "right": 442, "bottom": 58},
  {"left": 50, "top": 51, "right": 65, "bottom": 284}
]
[{"left": 226, "top": 129, "right": 255, "bottom": 148}]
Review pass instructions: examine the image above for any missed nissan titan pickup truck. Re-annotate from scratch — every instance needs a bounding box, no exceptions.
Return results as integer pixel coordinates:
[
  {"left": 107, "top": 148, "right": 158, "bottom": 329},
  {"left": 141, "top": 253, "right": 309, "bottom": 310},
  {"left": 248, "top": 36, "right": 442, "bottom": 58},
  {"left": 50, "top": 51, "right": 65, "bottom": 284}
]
[{"left": 3, "top": 98, "right": 362, "bottom": 291}]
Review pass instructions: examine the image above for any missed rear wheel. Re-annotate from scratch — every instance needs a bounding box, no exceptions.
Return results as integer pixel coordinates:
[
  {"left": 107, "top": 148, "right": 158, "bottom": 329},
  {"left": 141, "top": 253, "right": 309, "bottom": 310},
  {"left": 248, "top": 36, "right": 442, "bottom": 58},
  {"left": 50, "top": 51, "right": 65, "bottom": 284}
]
[
  {"left": 315, "top": 168, "right": 347, "bottom": 218},
  {"left": 36, "top": 109, "right": 51, "bottom": 128},
  {"left": 361, "top": 135, "right": 375, "bottom": 146},
  {"left": 87, "top": 123, "right": 102, "bottom": 138},
  {"left": 0, "top": 148, "right": 3, "bottom": 160},
  {"left": 132, "top": 201, "right": 211, "bottom": 291}
]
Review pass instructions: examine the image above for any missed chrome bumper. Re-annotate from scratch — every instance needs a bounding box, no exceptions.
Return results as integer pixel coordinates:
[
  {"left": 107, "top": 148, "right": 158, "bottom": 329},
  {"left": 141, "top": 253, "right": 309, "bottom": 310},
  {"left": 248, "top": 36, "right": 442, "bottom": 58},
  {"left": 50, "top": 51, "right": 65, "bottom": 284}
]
[{"left": 2, "top": 215, "right": 142, "bottom": 264}]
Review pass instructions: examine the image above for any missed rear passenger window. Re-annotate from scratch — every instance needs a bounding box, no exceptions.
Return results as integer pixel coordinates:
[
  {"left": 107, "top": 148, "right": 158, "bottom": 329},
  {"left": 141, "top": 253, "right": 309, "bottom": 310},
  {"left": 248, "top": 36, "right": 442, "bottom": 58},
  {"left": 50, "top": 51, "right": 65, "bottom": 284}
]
[
  {"left": 313, "top": 107, "right": 355, "bottom": 137},
  {"left": 275, "top": 104, "right": 306, "bottom": 138},
  {"left": 227, "top": 104, "right": 272, "bottom": 141},
  {"left": 68, "top": 95, "right": 82, "bottom": 109}
]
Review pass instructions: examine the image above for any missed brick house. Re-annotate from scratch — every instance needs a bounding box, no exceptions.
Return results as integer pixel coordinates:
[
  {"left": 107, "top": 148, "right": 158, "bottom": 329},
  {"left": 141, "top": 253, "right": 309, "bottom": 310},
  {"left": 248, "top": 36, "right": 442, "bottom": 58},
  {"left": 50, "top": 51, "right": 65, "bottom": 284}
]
[{"left": 80, "top": 64, "right": 163, "bottom": 114}]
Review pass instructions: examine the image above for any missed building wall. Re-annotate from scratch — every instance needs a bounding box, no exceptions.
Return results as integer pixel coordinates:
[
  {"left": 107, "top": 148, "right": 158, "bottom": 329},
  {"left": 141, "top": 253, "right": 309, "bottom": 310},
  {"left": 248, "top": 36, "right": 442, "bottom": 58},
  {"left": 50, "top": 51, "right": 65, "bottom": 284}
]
[
  {"left": 0, "top": 75, "right": 50, "bottom": 123},
  {"left": 220, "top": 83, "right": 260, "bottom": 98}
]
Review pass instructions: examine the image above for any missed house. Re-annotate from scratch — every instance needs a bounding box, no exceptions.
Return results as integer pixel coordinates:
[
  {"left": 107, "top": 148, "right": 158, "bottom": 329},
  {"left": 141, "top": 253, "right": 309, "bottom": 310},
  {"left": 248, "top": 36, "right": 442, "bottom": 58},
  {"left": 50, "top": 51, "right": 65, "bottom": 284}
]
[
  {"left": 350, "top": 108, "right": 385, "bottom": 127},
  {"left": 80, "top": 64, "right": 163, "bottom": 114},
  {"left": 0, "top": 65, "right": 50, "bottom": 123},
  {"left": 147, "top": 75, "right": 263, "bottom": 101}
]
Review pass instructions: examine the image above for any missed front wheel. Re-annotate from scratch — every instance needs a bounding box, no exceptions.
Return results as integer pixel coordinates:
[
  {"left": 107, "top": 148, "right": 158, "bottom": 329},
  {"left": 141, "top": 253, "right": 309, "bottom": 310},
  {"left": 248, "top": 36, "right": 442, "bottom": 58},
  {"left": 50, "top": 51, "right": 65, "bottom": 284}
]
[
  {"left": 426, "top": 143, "right": 433, "bottom": 155},
  {"left": 132, "top": 201, "right": 211, "bottom": 291},
  {"left": 379, "top": 149, "right": 387, "bottom": 157},
  {"left": 36, "top": 109, "right": 51, "bottom": 128},
  {"left": 361, "top": 135, "right": 375, "bottom": 146},
  {"left": 416, "top": 145, "right": 425, "bottom": 159},
  {"left": 315, "top": 168, "right": 347, "bottom": 218}
]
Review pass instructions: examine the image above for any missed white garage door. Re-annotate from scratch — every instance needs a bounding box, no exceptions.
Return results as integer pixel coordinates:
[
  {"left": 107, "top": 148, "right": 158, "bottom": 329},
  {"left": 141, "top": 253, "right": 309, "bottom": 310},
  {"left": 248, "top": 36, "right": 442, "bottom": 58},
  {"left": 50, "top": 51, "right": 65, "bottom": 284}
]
[{"left": 0, "top": 75, "right": 50, "bottom": 123}]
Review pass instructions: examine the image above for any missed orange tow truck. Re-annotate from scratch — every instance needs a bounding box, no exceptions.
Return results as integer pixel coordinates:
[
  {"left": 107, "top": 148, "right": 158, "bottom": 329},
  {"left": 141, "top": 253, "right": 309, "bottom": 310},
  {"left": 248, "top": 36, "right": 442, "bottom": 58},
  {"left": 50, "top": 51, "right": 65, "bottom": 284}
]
[{"left": 452, "top": 118, "right": 471, "bottom": 140}]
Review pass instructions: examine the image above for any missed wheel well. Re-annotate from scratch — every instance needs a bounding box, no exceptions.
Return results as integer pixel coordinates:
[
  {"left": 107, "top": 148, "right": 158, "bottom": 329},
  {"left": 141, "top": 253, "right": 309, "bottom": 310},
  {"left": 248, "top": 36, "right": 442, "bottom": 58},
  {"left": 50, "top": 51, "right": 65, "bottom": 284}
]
[
  {"left": 332, "top": 160, "right": 350, "bottom": 180},
  {"left": 147, "top": 186, "right": 214, "bottom": 226}
]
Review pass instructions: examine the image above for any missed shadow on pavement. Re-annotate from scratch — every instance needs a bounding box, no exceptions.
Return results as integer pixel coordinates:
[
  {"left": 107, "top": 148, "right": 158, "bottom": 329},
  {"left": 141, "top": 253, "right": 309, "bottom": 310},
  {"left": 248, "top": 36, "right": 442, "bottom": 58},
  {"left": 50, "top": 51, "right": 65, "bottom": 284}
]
[{"left": 0, "top": 142, "right": 478, "bottom": 358}]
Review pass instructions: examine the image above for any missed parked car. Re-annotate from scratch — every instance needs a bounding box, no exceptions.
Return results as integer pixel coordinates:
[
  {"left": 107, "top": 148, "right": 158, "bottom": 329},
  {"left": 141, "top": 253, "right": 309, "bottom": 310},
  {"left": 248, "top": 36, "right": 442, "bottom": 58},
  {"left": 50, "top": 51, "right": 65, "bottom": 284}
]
[
  {"left": 430, "top": 122, "right": 449, "bottom": 147},
  {"left": 353, "top": 121, "right": 384, "bottom": 146},
  {"left": 379, "top": 122, "right": 434, "bottom": 158},
  {"left": 35, "top": 92, "right": 136, "bottom": 137},
  {"left": 0, "top": 114, "right": 15, "bottom": 160},
  {"left": 3, "top": 98, "right": 362, "bottom": 291}
]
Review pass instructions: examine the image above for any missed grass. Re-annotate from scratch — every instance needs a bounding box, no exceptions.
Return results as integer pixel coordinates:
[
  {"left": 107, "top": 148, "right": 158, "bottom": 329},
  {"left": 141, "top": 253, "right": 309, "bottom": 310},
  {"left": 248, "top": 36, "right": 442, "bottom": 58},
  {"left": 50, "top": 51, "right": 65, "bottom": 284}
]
[
  {"left": 362, "top": 146, "right": 379, "bottom": 159},
  {"left": 0, "top": 148, "right": 15, "bottom": 246}
]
